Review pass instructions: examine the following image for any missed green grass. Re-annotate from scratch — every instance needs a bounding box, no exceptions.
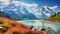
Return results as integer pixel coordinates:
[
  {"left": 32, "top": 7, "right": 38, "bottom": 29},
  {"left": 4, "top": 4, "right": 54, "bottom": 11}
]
[{"left": 46, "top": 12, "right": 60, "bottom": 22}]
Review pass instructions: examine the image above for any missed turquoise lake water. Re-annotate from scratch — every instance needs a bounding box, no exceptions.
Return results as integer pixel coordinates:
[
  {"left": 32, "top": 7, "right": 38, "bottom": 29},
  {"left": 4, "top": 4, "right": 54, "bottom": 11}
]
[{"left": 17, "top": 20, "right": 60, "bottom": 34}]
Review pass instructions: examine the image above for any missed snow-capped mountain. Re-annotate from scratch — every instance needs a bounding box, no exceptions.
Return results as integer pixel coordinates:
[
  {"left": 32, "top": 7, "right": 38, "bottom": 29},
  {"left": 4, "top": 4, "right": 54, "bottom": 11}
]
[
  {"left": 0, "top": 3, "right": 36, "bottom": 19},
  {"left": 32, "top": 6, "right": 57, "bottom": 18},
  {"left": 0, "top": 0, "right": 57, "bottom": 19},
  {"left": 38, "top": 6, "right": 57, "bottom": 18}
]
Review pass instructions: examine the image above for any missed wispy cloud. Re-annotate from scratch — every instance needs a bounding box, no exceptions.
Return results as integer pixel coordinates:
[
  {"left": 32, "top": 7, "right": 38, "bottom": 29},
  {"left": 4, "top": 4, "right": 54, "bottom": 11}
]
[
  {"left": 12, "top": 1, "right": 38, "bottom": 7},
  {"left": 0, "top": 0, "right": 10, "bottom": 5},
  {"left": 21, "top": 3, "right": 37, "bottom": 7}
]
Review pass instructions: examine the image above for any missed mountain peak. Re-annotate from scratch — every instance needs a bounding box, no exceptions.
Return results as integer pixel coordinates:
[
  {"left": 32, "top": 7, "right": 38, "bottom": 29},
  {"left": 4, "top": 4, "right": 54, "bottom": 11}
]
[{"left": 0, "top": 0, "right": 58, "bottom": 19}]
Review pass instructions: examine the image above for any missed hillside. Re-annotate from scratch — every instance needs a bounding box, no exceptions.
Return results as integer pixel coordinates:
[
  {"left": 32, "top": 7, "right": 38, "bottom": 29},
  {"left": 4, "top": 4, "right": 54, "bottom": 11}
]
[
  {"left": 0, "top": 17, "right": 46, "bottom": 34},
  {"left": 46, "top": 12, "right": 60, "bottom": 22},
  {"left": 0, "top": 11, "right": 11, "bottom": 19}
]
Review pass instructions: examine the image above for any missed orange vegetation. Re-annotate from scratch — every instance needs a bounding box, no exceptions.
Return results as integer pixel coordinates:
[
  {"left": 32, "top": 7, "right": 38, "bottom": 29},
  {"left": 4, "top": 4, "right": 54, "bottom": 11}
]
[{"left": 0, "top": 17, "right": 46, "bottom": 34}]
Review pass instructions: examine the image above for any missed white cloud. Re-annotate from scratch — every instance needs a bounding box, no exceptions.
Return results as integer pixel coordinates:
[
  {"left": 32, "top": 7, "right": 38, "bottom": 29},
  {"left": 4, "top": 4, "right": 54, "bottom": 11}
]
[
  {"left": 12, "top": 1, "right": 38, "bottom": 7},
  {"left": 0, "top": 0, "right": 10, "bottom": 5},
  {"left": 21, "top": 3, "right": 37, "bottom": 7},
  {"left": 12, "top": 1, "right": 20, "bottom": 6}
]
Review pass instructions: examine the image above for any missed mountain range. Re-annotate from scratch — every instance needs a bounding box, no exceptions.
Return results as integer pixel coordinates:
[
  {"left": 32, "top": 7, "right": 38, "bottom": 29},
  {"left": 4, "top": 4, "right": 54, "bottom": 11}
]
[{"left": 0, "top": 0, "right": 57, "bottom": 19}]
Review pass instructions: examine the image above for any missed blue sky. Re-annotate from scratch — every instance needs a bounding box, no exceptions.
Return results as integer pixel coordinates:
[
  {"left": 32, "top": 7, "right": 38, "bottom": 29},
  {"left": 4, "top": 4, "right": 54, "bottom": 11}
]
[
  {"left": 0, "top": 0, "right": 60, "bottom": 11},
  {"left": 19, "top": 0, "right": 60, "bottom": 11}
]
